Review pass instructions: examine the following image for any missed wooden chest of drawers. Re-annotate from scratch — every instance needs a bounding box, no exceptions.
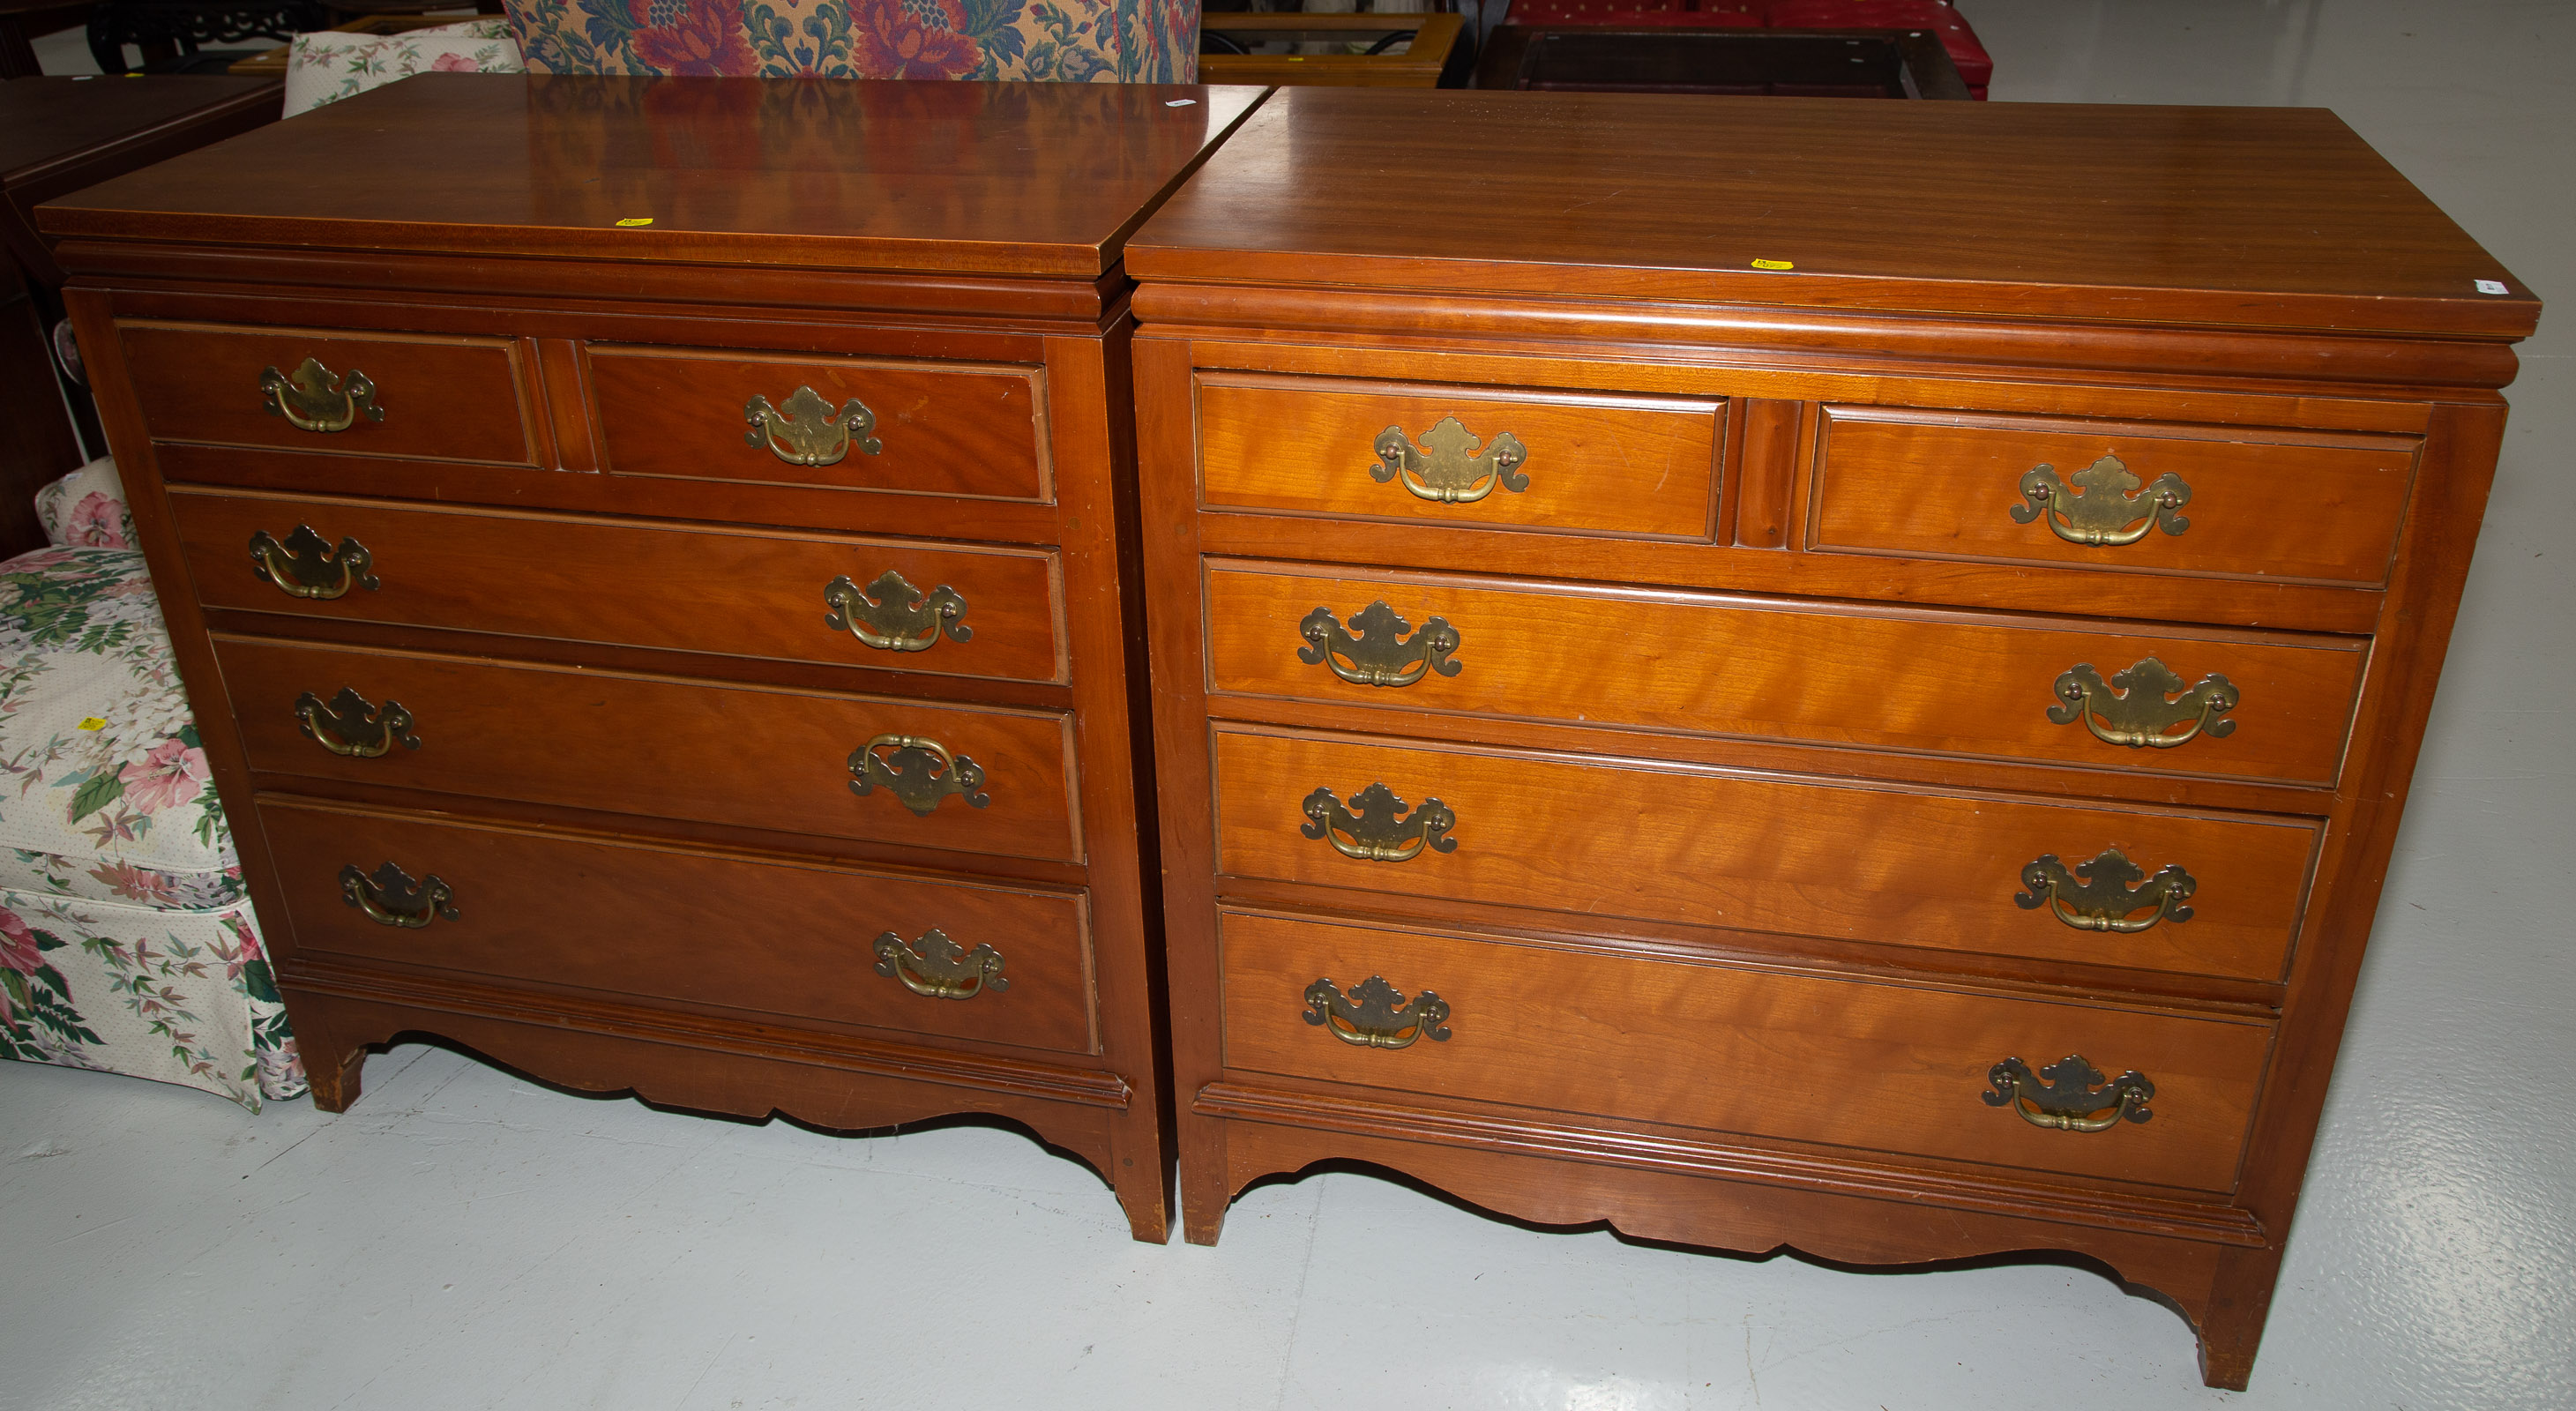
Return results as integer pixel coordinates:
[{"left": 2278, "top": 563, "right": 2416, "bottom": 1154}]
[
  {"left": 43, "top": 74, "right": 1266, "bottom": 1243},
  {"left": 1125, "top": 90, "right": 2539, "bottom": 1386}
]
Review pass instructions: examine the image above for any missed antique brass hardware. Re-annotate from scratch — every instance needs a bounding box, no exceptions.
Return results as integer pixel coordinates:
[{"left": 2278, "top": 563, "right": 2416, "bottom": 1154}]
[
  {"left": 1300, "top": 782, "right": 1456, "bottom": 862},
  {"left": 293, "top": 687, "right": 420, "bottom": 758},
  {"left": 2049, "top": 657, "right": 2238, "bottom": 750},
  {"left": 1982, "top": 1054, "right": 2155, "bottom": 1132},
  {"left": 744, "top": 385, "right": 881, "bottom": 467},
  {"left": 1303, "top": 975, "right": 1452, "bottom": 1049},
  {"left": 1297, "top": 601, "right": 1462, "bottom": 688},
  {"left": 848, "top": 734, "right": 989, "bottom": 816},
  {"left": 249, "top": 525, "right": 379, "bottom": 601},
  {"left": 1371, "top": 415, "right": 1530, "bottom": 504},
  {"left": 258, "top": 356, "right": 383, "bottom": 433},
  {"left": 2010, "top": 454, "right": 2191, "bottom": 547},
  {"left": 824, "top": 569, "right": 971, "bottom": 653},
  {"left": 340, "top": 861, "right": 459, "bottom": 929},
  {"left": 2015, "top": 849, "right": 2196, "bottom": 933},
  {"left": 873, "top": 928, "right": 1009, "bottom": 1000}
]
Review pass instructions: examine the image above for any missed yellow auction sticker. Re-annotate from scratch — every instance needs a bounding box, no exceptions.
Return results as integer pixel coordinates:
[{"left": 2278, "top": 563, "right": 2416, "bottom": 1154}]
[
  {"left": 616, "top": 217, "right": 653, "bottom": 228},
  {"left": 1751, "top": 258, "right": 1795, "bottom": 271},
  {"left": 78, "top": 717, "right": 107, "bottom": 731}
]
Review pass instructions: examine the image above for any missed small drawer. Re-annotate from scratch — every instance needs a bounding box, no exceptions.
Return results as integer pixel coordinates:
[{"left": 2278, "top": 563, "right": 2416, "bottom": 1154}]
[
  {"left": 172, "top": 489, "right": 1067, "bottom": 684},
  {"left": 1206, "top": 562, "right": 2368, "bottom": 787},
  {"left": 263, "top": 800, "right": 1097, "bottom": 1056},
  {"left": 1219, "top": 909, "right": 2271, "bottom": 1193},
  {"left": 117, "top": 320, "right": 534, "bottom": 464},
  {"left": 1810, "top": 407, "right": 2420, "bottom": 587},
  {"left": 216, "top": 637, "right": 1081, "bottom": 863},
  {"left": 587, "top": 345, "right": 1049, "bottom": 502},
  {"left": 1213, "top": 728, "right": 2318, "bottom": 983},
  {"left": 1197, "top": 371, "right": 1721, "bottom": 539}
]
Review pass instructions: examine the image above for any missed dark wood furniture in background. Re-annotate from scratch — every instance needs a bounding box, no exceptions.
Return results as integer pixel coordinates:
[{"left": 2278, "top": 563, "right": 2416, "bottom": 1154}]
[
  {"left": 1125, "top": 87, "right": 2537, "bottom": 1388},
  {"left": 0, "top": 0, "right": 92, "bottom": 77},
  {"left": 0, "top": 71, "right": 279, "bottom": 555},
  {"left": 43, "top": 74, "right": 1267, "bottom": 1242},
  {"left": 1475, "top": 24, "right": 1968, "bottom": 95},
  {"left": 1201, "top": 12, "right": 1472, "bottom": 88}
]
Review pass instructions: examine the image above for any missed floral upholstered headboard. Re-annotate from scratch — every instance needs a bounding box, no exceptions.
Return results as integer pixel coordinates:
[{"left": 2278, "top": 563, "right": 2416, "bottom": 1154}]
[{"left": 505, "top": 0, "right": 1198, "bottom": 83}]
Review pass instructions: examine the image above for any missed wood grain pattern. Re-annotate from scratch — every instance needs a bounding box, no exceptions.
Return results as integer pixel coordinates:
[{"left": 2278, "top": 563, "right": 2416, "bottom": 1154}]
[
  {"left": 1810, "top": 407, "right": 2420, "bottom": 586},
  {"left": 588, "top": 344, "right": 1051, "bottom": 502},
  {"left": 1126, "top": 89, "right": 2537, "bottom": 338},
  {"left": 38, "top": 77, "right": 1268, "bottom": 278},
  {"left": 1218, "top": 909, "right": 2271, "bottom": 1192},
  {"left": 118, "top": 320, "right": 533, "bottom": 464},
  {"left": 1206, "top": 562, "right": 2370, "bottom": 787},
  {"left": 213, "top": 634, "right": 1083, "bottom": 864},
  {"left": 1212, "top": 726, "right": 2319, "bottom": 982},
  {"left": 262, "top": 797, "right": 1099, "bottom": 1056},
  {"left": 1197, "top": 372, "right": 1720, "bottom": 539},
  {"left": 168, "top": 488, "right": 1069, "bottom": 684}
]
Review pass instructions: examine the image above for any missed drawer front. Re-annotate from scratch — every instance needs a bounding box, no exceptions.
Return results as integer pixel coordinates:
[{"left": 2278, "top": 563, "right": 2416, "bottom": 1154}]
[
  {"left": 174, "top": 490, "right": 1066, "bottom": 684},
  {"left": 118, "top": 321, "right": 533, "bottom": 464},
  {"left": 264, "top": 801, "right": 1098, "bottom": 1056},
  {"left": 1811, "top": 407, "right": 2419, "bottom": 586},
  {"left": 1208, "top": 563, "right": 2367, "bottom": 787},
  {"left": 1220, "top": 910, "right": 2270, "bottom": 1193},
  {"left": 1214, "top": 728, "right": 2318, "bottom": 982},
  {"left": 216, "top": 637, "right": 1081, "bottom": 863},
  {"left": 1197, "top": 373, "right": 1721, "bottom": 539},
  {"left": 588, "top": 345, "right": 1049, "bottom": 502}
]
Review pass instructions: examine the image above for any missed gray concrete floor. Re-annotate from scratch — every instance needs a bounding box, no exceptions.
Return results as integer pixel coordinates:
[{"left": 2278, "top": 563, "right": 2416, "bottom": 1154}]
[{"left": 5, "top": 3, "right": 2572, "bottom": 1407}]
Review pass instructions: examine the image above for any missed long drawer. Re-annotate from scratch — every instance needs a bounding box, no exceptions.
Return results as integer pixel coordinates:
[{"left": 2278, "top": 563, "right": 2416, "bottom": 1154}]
[
  {"left": 587, "top": 344, "right": 1050, "bottom": 502},
  {"left": 1219, "top": 909, "right": 2271, "bottom": 1193},
  {"left": 264, "top": 799, "right": 1098, "bottom": 1056},
  {"left": 1213, "top": 728, "right": 2318, "bottom": 983},
  {"left": 1207, "top": 562, "right": 2369, "bottom": 787},
  {"left": 215, "top": 636, "right": 1082, "bottom": 863},
  {"left": 1809, "top": 406, "right": 2419, "bottom": 587},
  {"left": 1197, "top": 372, "right": 1722, "bottom": 540},
  {"left": 172, "top": 489, "right": 1067, "bottom": 683},
  {"left": 117, "top": 320, "right": 534, "bottom": 465}
]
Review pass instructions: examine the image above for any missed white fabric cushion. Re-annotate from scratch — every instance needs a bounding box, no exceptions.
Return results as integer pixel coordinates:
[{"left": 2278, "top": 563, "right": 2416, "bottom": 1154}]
[
  {"left": 283, "top": 19, "right": 524, "bottom": 119},
  {"left": 34, "top": 457, "right": 137, "bottom": 550}
]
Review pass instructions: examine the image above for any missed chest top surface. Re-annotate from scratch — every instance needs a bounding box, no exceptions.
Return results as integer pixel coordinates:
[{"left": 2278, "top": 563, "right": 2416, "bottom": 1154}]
[
  {"left": 1124, "top": 86, "right": 2538, "bottom": 340},
  {"left": 37, "top": 75, "right": 1266, "bottom": 279}
]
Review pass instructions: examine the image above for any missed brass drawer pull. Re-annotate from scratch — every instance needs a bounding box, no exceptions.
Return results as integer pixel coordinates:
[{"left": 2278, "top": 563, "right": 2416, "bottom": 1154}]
[
  {"left": 1300, "top": 782, "right": 1456, "bottom": 862},
  {"left": 2016, "top": 848, "right": 2195, "bottom": 933},
  {"left": 1371, "top": 415, "right": 1530, "bottom": 504},
  {"left": 340, "top": 861, "right": 459, "bottom": 929},
  {"left": 745, "top": 385, "right": 880, "bottom": 467},
  {"left": 848, "top": 734, "right": 989, "bottom": 816},
  {"left": 874, "top": 928, "right": 1008, "bottom": 1000},
  {"left": 2011, "top": 454, "right": 2191, "bottom": 546},
  {"left": 1982, "top": 1054, "right": 2155, "bottom": 1132},
  {"left": 294, "top": 687, "right": 421, "bottom": 758},
  {"left": 258, "top": 356, "right": 383, "bottom": 433},
  {"left": 2049, "top": 657, "right": 2238, "bottom": 750},
  {"left": 1297, "top": 601, "right": 1461, "bottom": 688},
  {"left": 825, "top": 569, "right": 971, "bottom": 653},
  {"left": 1303, "top": 975, "right": 1452, "bottom": 1049},
  {"left": 249, "top": 526, "right": 379, "bottom": 601}
]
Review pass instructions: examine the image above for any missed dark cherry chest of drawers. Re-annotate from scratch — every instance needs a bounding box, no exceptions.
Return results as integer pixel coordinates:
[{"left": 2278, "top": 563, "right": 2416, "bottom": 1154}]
[
  {"left": 43, "top": 74, "right": 1264, "bottom": 1243},
  {"left": 1124, "top": 89, "right": 2539, "bottom": 1387}
]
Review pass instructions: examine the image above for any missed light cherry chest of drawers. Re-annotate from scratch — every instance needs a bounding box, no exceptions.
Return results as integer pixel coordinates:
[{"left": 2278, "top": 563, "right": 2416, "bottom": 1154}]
[
  {"left": 42, "top": 74, "right": 1265, "bottom": 1243},
  {"left": 1124, "top": 89, "right": 2539, "bottom": 1387}
]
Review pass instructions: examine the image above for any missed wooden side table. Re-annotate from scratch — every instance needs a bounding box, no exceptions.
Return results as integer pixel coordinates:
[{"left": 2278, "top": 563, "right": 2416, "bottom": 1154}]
[{"left": 0, "top": 73, "right": 279, "bottom": 551}]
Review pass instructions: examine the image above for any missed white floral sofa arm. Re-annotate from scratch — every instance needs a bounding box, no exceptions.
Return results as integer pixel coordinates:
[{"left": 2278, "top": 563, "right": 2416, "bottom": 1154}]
[{"left": 0, "top": 458, "right": 303, "bottom": 1109}]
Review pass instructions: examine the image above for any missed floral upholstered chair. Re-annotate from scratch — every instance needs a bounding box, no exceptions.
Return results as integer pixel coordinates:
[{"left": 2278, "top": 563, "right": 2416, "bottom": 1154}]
[
  {"left": 505, "top": 0, "right": 1197, "bottom": 83},
  {"left": 0, "top": 459, "right": 302, "bottom": 1109}
]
